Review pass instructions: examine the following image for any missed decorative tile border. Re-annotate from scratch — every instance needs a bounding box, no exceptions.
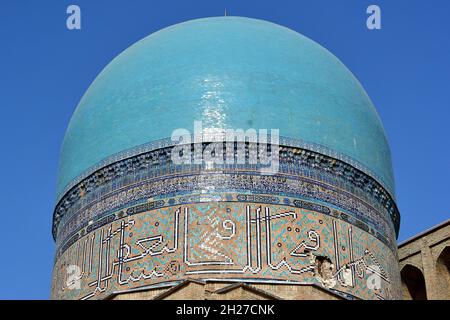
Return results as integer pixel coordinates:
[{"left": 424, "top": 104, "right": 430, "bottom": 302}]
[
  {"left": 51, "top": 200, "right": 401, "bottom": 300},
  {"left": 57, "top": 136, "right": 394, "bottom": 203},
  {"left": 52, "top": 141, "right": 400, "bottom": 240},
  {"left": 55, "top": 179, "right": 396, "bottom": 257}
]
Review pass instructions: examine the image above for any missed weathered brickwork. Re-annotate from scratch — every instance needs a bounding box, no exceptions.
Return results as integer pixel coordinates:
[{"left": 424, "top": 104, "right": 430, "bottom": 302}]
[
  {"left": 398, "top": 220, "right": 450, "bottom": 300},
  {"left": 110, "top": 280, "right": 342, "bottom": 300}
]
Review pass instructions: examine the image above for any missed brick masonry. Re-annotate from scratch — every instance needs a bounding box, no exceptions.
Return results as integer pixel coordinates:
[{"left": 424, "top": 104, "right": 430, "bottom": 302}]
[{"left": 398, "top": 219, "right": 450, "bottom": 300}]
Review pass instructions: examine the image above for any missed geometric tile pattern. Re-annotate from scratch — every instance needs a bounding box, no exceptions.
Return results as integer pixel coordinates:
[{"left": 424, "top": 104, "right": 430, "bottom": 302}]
[
  {"left": 51, "top": 196, "right": 401, "bottom": 300},
  {"left": 52, "top": 141, "right": 400, "bottom": 240}
]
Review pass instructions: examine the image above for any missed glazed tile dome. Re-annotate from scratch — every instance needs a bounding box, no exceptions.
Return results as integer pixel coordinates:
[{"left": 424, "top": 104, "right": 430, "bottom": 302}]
[
  {"left": 52, "top": 16, "right": 402, "bottom": 301},
  {"left": 57, "top": 16, "right": 395, "bottom": 200}
]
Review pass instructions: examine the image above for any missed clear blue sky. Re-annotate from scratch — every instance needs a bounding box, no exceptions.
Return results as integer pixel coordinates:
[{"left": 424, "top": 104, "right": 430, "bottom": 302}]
[{"left": 0, "top": 0, "right": 449, "bottom": 299}]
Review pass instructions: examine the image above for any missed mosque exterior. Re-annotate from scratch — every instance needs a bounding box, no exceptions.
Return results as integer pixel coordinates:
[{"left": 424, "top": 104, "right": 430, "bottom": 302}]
[{"left": 50, "top": 17, "right": 402, "bottom": 300}]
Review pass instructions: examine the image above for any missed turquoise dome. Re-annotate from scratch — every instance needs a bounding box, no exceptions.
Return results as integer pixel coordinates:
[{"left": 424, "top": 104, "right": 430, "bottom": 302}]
[{"left": 57, "top": 16, "right": 395, "bottom": 200}]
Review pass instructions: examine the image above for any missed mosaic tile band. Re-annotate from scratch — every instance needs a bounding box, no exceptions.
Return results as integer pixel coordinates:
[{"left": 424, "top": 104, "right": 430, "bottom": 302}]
[
  {"left": 51, "top": 200, "right": 401, "bottom": 300},
  {"left": 56, "top": 135, "right": 395, "bottom": 203},
  {"left": 52, "top": 141, "right": 400, "bottom": 240},
  {"left": 54, "top": 177, "right": 396, "bottom": 258}
]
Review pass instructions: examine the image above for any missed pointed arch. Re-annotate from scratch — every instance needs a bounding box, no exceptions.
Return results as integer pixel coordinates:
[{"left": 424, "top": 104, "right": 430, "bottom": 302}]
[
  {"left": 400, "top": 264, "right": 427, "bottom": 300},
  {"left": 436, "top": 246, "right": 450, "bottom": 299}
]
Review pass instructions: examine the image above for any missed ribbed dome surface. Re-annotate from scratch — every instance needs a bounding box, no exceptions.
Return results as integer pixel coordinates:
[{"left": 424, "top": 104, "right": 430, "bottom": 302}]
[{"left": 57, "top": 16, "right": 394, "bottom": 198}]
